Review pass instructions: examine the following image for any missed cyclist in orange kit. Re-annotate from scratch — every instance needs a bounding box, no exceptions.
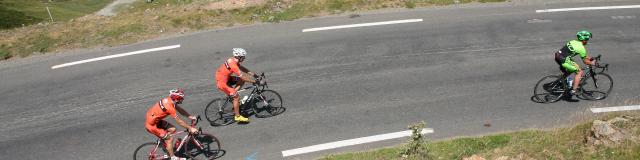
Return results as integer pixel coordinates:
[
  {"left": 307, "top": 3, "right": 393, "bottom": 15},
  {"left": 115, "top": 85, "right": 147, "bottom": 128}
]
[{"left": 145, "top": 89, "right": 198, "bottom": 160}]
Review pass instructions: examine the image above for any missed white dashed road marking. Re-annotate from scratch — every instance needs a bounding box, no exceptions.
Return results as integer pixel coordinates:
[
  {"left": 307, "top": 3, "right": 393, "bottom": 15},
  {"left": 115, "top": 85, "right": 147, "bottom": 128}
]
[
  {"left": 51, "top": 44, "right": 181, "bottom": 69},
  {"left": 536, "top": 5, "right": 640, "bottom": 13},
  {"left": 611, "top": 15, "right": 637, "bottom": 19},
  {"left": 591, "top": 105, "right": 640, "bottom": 113},
  {"left": 281, "top": 128, "right": 434, "bottom": 157},
  {"left": 302, "top": 19, "right": 423, "bottom": 32},
  {"left": 527, "top": 19, "right": 552, "bottom": 23}
]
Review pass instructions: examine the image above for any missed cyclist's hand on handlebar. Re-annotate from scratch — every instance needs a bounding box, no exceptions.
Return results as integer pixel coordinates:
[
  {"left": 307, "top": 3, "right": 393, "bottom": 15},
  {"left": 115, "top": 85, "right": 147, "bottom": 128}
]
[
  {"left": 188, "top": 115, "right": 197, "bottom": 120},
  {"left": 256, "top": 79, "right": 266, "bottom": 86},
  {"left": 188, "top": 127, "right": 198, "bottom": 134}
]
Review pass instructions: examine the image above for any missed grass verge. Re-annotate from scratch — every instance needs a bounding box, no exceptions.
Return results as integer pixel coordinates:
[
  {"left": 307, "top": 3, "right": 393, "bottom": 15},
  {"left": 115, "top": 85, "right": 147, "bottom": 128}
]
[
  {"left": 321, "top": 111, "right": 640, "bottom": 160},
  {"left": 0, "top": 0, "right": 506, "bottom": 60},
  {"left": 0, "top": 0, "right": 113, "bottom": 29}
]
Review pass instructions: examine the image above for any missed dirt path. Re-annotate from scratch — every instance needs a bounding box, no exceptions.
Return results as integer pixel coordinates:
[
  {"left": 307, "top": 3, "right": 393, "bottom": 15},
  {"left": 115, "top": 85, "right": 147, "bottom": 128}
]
[{"left": 96, "top": 0, "right": 137, "bottom": 16}]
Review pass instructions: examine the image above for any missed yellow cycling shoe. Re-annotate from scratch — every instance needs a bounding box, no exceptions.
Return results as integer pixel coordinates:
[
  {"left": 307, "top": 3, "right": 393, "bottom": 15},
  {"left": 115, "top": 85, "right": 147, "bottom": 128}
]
[{"left": 234, "top": 115, "right": 249, "bottom": 122}]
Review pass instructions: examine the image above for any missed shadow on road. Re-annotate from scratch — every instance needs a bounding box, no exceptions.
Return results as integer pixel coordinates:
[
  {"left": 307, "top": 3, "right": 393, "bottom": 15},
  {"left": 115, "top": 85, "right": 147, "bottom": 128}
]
[{"left": 204, "top": 97, "right": 286, "bottom": 127}]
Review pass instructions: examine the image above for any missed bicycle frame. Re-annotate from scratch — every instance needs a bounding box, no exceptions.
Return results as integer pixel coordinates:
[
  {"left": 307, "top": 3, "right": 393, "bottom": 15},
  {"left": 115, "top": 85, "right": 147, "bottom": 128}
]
[
  {"left": 224, "top": 73, "right": 270, "bottom": 110},
  {"left": 577, "top": 55, "right": 609, "bottom": 89},
  {"left": 555, "top": 55, "right": 607, "bottom": 91},
  {"left": 147, "top": 117, "right": 205, "bottom": 159}
]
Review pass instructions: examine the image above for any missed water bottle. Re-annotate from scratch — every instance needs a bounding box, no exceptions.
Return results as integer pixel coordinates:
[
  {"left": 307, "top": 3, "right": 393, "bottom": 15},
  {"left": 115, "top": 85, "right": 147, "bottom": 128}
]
[
  {"left": 566, "top": 76, "right": 573, "bottom": 88},
  {"left": 174, "top": 138, "right": 181, "bottom": 148},
  {"left": 241, "top": 95, "right": 249, "bottom": 104}
]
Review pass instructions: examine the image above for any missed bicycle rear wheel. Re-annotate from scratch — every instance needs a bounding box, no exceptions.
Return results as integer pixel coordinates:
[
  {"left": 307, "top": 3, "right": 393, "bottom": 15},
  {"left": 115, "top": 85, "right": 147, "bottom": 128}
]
[
  {"left": 580, "top": 73, "right": 613, "bottom": 100},
  {"left": 185, "top": 133, "right": 223, "bottom": 160},
  {"left": 133, "top": 142, "right": 167, "bottom": 160},
  {"left": 253, "top": 90, "right": 284, "bottom": 118},
  {"left": 205, "top": 98, "right": 235, "bottom": 126},
  {"left": 533, "top": 75, "right": 567, "bottom": 103}
]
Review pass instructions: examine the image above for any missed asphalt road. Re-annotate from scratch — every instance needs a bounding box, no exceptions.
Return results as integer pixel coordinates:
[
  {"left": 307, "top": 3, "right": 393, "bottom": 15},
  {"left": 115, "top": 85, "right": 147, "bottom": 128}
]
[{"left": 1, "top": 0, "right": 639, "bottom": 159}]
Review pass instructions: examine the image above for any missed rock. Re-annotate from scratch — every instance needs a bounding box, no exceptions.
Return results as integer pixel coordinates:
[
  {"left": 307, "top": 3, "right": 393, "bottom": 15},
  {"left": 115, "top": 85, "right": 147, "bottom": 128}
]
[
  {"left": 463, "top": 155, "right": 485, "bottom": 160},
  {"left": 608, "top": 117, "right": 630, "bottom": 127},
  {"left": 588, "top": 120, "right": 626, "bottom": 146}
]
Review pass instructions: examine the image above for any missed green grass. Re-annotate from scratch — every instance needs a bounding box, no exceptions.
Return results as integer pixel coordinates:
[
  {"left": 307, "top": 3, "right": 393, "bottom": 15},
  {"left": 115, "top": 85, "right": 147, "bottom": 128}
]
[
  {"left": 0, "top": 44, "right": 11, "bottom": 60},
  {"left": 0, "top": 0, "right": 113, "bottom": 29},
  {"left": 322, "top": 112, "right": 640, "bottom": 160}
]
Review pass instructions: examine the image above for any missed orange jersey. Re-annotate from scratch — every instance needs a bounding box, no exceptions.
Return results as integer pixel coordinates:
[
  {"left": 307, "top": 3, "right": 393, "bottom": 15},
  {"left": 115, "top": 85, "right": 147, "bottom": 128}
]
[
  {"left": 145, "top": 97, "right": 178, "bottom": 127},
  {"left": 215, "top": 57, "right": 243, "bottom": 84}
]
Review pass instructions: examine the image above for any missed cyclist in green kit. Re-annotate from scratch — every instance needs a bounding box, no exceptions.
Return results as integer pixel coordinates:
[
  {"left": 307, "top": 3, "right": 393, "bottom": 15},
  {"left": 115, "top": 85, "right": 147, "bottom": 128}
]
[{"left": 554, "top": 30, "right": 597, "bottom": 96}]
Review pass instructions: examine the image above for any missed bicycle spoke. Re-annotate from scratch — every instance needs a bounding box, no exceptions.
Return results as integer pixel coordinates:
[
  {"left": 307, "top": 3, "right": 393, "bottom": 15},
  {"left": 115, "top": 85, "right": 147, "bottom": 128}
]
[
  {"left": 534, "top": 75, "right": 566, "bottom": 103},
  {"left": 580, "top": 73, "right": 613, "bottom": 100}
]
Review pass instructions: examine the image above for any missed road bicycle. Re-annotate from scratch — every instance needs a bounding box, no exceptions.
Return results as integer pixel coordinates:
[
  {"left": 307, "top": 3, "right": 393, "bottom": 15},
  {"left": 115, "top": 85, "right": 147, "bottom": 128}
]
[
  {"left": 205, "top": 73, "right": 284, "bottom": 126},
  {"left": 133, "top": 116, "right": 223, "bottom": 160},
  {"left": 533, "top": 55, "right": 613, "bottom": 103}
]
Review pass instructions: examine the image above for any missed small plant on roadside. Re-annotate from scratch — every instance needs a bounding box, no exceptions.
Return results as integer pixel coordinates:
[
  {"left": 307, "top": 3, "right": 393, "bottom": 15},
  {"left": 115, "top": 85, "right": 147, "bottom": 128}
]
[
  {"left": 405, "top": 0, "right": 416, "bottom": 9},
  {"left": 0, "top": 47, "right": 11, "bottom": 60},
  {"left": 399, "top": 121, "right": 431, "bottom": 159}
]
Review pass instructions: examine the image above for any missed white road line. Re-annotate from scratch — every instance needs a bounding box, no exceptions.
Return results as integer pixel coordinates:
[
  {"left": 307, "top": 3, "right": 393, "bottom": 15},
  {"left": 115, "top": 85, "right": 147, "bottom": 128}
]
[
  {"left": 281, "top": 128, "right": 434, "bottom": 157},
  {"left": 302, "top": 19, "right": 423, "bottom": 32},
  {"left": 591, "top": 105, "right": 640, "bottom": 113},
  {"left": 536, "top": 5, "right": 640, "bottom": 13},
  {"left": 51, "top": 44, "right": 181, "bottom": 69}
]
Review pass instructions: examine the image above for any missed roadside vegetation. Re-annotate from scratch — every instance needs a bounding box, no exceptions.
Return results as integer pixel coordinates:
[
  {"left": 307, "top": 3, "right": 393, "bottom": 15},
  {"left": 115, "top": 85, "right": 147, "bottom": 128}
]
[
  {"left": 0, "top": 0, "right": 113, "bottom": 29},
  {"left": 321, "top": 111, "right": 640, "bottom": 160},
  {"left": 0, "top": 0, "right": 507, "bottom": 60}
]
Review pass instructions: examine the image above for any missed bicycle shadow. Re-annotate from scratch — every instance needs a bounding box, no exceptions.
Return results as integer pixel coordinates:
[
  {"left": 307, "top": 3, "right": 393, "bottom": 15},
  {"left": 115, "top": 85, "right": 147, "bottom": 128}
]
[
  {"left": 530, "top": 91, "right": 607, "bottom": 104},
  {"left": 204, "top": 97, "right": 287, "bottom": 126},
  {"left": 181, "top": 134, "right": 227, "bottom": 159}
]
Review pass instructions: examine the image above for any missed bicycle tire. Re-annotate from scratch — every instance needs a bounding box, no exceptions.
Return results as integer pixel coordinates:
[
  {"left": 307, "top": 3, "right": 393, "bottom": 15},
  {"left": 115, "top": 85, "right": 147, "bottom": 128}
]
[
  {"left": 133, "top": 142, "right": 168, "bottom": 160},
  {"left": 252, "top": 90, "right": 284, "bottom": 118},
  {"left": 580, "top": 73, "right": 613, "bottom": 100},
  {"left": 205, "top": 98, "right": 235, "bottom": 126},
  {"left": 184, "top": 133, "right": 223, "bottom": 160},
  {"left": 533, "top": 75, "right": 567, "bottom": 103}
]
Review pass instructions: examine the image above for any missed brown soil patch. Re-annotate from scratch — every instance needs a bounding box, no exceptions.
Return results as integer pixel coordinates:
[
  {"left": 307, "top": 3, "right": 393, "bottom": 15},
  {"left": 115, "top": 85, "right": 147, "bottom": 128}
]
[{"left": 205, "top": 0, "right": 268, "bottom": 10}]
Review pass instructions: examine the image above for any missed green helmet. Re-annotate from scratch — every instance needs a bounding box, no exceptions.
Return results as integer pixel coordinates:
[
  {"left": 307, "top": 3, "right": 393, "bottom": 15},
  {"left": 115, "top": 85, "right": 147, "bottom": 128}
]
[{"left": 576, "top": 30, "right": 592, "bottom": 41}]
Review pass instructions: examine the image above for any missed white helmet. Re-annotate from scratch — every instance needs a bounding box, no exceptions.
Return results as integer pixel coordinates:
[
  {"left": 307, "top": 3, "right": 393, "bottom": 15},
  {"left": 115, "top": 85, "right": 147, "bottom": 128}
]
[{"left": 232, "top": 48, "right": 247, "bottom": 57}]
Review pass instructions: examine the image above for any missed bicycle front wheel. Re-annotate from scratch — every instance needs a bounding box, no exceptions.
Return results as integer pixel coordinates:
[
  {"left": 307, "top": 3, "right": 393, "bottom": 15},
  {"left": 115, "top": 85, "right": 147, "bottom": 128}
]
[
  {"left": 580, "top": 73, "right": 613, "bottom": 100},
  {"left": 185, "top": 133, "right": 223, "bottom": 160},
  {"left": 133, "top": 142, "right": 167, "bottom": 160},
  {"left": 205, "top": 98, "right": 235, "bottom": 126},
  {"left": 533, "top": 75, "right": 566, "bottom": 103},
  {"left": 253, "top": 90, "right": 284, "bottom": 118}
]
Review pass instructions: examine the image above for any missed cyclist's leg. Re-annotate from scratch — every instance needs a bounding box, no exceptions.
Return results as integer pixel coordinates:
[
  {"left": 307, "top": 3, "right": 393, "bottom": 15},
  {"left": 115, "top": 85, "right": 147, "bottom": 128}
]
[
  {"left": 555, "top": 54, "right": 570, "bottom": 77},
  {"left": 231, "top": 76, "right": 244, "bottom": 91},
  {"left": 147, "top": 120, "right": 175, "bottom": 157},
  {"left": 218, "top": 80, "right": 247, "bottom": 122},
  {"left": 571, "top": 62, "right": 582, "bottom": 92},
  {"left": 561, "top": 60, "right": 580, "bottom": 92},
  {"left": 158, "top": 121, "right": 177, "bottom": 157}
]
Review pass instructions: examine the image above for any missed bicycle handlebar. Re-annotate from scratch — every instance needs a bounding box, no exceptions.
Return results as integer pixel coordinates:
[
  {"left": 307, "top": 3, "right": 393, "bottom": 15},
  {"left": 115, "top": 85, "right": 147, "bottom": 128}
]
[
  {"left": 190, "top": 115, "right": 201, "bottom": 127},
  {"left": 253, "top": 72, "right": 269, "bottom": 89},
  {"left": 588, "top": 54, "right": 609, "bottom": 73}
]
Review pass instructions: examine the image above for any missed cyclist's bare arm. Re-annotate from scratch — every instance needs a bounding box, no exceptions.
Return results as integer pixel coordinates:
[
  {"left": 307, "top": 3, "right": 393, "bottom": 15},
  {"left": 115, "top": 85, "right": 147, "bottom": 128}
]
[
  {"left": 583, "top": 56, "right": 596, "bottom": 65},
  {"left": 239, "top": 65, "right": 255, "bottom": 76},
  {"left": 175, "top": 105, "right": 194, "bottom": 118},
  {"left": 173, "top": 116, "right": 191, "bottom": 129},
  {"left": 239, "top": 72, "right": 257, "bottom": 83}
]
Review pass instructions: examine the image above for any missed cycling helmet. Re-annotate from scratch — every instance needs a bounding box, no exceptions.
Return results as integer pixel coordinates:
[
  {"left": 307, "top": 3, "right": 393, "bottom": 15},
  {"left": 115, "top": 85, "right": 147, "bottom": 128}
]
[
  {"left": 577, "top": 30, "right": 592, "bottom": 41},
  {"left": 169, "top": 88, "right": 185, "bottom": 102},
  {"left": 232, "top": 48, "right": 247, "bottom": 57}
]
